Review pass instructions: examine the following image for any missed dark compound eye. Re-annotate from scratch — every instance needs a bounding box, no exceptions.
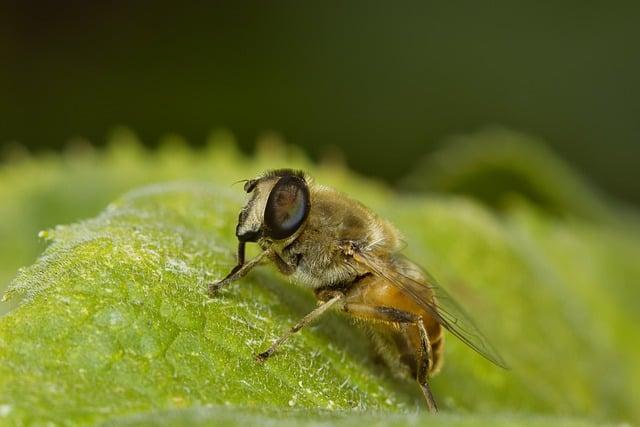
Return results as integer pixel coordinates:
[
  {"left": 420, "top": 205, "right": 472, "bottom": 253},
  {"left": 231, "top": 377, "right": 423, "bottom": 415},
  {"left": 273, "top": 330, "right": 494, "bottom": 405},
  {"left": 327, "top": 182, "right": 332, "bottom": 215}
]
[{"left": 264, "top": 175, "right": 310, "bottom": 240}]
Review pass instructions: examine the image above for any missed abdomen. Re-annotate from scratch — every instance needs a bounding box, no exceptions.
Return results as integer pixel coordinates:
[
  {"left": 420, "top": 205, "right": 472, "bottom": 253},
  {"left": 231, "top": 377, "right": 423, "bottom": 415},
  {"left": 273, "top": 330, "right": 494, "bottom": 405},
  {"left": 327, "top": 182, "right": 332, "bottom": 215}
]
[{"left": 344, "top": 274, "right": 445, "bottom": 377}]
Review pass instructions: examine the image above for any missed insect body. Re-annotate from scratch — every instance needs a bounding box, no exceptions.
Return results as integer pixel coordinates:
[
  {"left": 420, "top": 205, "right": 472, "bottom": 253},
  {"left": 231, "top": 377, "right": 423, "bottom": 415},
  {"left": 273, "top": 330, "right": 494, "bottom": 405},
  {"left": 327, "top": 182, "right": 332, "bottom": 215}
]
[{"left": 210, "top": 169, "right": 506, "bottom": 412}]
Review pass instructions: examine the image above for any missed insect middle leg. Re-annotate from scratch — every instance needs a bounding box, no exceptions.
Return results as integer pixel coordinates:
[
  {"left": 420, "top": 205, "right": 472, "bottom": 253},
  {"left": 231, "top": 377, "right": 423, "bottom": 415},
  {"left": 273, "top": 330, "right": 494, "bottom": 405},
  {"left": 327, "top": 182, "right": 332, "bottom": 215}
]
[
  {"left": 256, "top": 292, "right": 345, "bottom": 362},
  {"left": 342, "top": 303, "right": 438, "bottom": 413}
]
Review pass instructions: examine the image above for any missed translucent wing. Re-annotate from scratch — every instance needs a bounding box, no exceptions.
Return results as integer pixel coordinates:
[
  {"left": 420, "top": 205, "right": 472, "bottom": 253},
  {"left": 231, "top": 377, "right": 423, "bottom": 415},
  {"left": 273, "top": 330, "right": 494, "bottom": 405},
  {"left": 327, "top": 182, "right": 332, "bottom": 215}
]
[{"left": 352, "top": 250, "right": 508, "bottom": 369}]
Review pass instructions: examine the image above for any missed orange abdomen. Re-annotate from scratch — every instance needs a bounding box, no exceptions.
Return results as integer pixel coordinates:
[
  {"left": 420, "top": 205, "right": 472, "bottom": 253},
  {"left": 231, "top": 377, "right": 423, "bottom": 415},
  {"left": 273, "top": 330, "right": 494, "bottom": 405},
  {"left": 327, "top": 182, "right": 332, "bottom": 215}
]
[{"left": 344, "top": 275, "right": 445, "bottom": 376}]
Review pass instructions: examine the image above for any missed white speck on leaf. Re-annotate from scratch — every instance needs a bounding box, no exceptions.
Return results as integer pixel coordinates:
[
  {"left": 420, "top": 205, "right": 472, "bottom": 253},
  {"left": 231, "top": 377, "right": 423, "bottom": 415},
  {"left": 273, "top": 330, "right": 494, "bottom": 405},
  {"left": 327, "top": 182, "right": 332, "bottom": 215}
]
[
  {"left": 0, "top": 404, "right": 12, "bottom": 417},
  {"left": 165, "top": 258, "right": 191, "bottom": 275}
]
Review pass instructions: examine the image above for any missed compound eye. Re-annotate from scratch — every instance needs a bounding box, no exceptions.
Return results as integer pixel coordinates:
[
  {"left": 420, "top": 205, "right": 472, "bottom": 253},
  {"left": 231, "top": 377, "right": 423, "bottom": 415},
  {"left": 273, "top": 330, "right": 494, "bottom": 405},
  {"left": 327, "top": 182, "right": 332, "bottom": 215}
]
[{"left": 264, "top": 176, "right": 310, "bottom": 240}]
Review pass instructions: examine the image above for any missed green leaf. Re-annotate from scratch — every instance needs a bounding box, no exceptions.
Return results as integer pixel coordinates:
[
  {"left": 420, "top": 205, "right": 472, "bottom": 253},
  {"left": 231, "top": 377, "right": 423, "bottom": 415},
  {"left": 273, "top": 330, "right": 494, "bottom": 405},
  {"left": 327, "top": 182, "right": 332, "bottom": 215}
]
[
  {"left": 101, "top": 406, "right": 596, "bottom": 427},
  {"left": 1, "top": 129, "right": 638, "bottom": 425},
  {"left": 1, "top": 182, "right": 417, "bottom": 424}
]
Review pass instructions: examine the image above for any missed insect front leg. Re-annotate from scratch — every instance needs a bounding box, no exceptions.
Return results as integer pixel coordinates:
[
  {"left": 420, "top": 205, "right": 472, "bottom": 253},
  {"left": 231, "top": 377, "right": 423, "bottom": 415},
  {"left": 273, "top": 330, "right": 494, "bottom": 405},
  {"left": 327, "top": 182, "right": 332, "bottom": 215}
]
[
  {"left": 255, "top": 291, "right": 345, "bottom": 362},
  {"left": 208, "top": 244, "right": 272, "bottom": 296},
  {"left": 342, "top": 303, "right": 438, "bottom": 413}
]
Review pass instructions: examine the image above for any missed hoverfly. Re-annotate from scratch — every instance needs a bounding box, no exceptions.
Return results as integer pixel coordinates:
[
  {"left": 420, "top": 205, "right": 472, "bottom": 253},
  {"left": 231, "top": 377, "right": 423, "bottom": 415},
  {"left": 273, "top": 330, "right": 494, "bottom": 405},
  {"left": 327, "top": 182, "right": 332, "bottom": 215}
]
[{"left": 209, "top": 169, "right": 507, "bottom": 412}]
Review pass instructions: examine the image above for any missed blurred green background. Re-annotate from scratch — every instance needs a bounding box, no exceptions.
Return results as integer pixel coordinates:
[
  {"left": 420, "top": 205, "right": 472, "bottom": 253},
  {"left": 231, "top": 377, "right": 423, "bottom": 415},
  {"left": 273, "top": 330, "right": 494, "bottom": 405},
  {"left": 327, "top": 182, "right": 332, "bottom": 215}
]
[{"left": 1, "top": 1, "right": 639, "bottom": 205}]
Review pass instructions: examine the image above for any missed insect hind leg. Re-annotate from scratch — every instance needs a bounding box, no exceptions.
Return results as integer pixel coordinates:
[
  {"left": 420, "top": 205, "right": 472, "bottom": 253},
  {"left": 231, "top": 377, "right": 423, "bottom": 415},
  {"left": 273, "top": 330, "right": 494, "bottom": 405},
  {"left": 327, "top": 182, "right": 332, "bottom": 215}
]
[
  {"left": 409, "top": 312, "right": 438, "bottom": 413},
  {"left": 342, "top": 303, "right": 438, "bottom": 413}
]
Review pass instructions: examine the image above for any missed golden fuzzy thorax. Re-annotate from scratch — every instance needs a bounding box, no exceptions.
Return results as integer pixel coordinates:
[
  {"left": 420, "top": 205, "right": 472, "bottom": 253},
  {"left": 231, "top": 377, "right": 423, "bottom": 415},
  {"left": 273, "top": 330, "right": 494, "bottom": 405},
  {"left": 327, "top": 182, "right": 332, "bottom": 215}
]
[{"left": 267, "top": 182, "right": 404, "bottom": 289}]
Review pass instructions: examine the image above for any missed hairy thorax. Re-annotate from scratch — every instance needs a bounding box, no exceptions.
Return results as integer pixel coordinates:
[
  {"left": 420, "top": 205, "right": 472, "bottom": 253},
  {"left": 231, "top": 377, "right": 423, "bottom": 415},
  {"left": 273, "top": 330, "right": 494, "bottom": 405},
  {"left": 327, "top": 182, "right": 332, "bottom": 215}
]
[{"left": 274, "top": 186, "right": 403, "bottom": 289}]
